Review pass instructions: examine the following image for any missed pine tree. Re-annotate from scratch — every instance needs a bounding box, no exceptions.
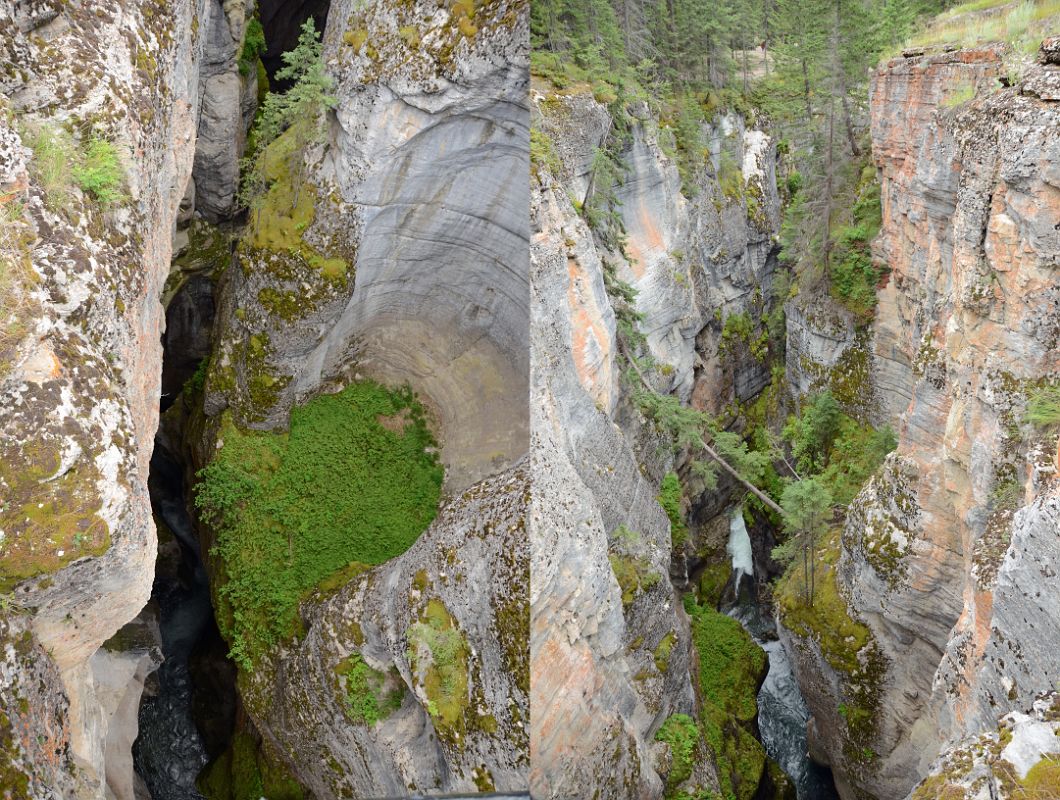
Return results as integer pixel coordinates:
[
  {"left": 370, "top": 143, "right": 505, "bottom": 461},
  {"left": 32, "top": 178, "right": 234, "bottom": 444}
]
[
  {"left": 239, "top": 18, "right": 336, "bottom": 216},
  {"left": 775, "top": 477, "right": 832, "bottom": 605}
]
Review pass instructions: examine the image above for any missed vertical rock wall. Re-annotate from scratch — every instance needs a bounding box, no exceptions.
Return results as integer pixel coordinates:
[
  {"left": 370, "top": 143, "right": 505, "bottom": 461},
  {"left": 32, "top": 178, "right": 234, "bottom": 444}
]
[
  {"left": 529, "top": 89, "right": 783, "bottom": 798},
  {"left": 783, "top": 41, "right": 1060, "bottom": 799},
  {"left": 0, "top": 0, "right": 209, "bottom": 794},
  {"left": 191, "top": 0, "right": 532, "bottom": 795}
]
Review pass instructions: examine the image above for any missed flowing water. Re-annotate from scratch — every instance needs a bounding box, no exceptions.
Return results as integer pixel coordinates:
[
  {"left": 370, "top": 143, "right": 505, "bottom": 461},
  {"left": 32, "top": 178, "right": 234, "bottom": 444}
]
[
  {"left": 724, "top": 509, "right": 840, "bottom": 800},
  {"left": 131, "top": 445, "right": 214, "bottom": 799}
]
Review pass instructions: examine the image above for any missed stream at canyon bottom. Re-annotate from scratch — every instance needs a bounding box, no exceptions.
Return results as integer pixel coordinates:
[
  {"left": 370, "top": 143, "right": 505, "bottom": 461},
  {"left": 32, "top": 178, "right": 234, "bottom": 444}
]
[
  {"left": 131, "top": 442, "right": 220, "bottom": 799},
  {"left": 723, "top": 509, "right": 840, "bottom": 800}
]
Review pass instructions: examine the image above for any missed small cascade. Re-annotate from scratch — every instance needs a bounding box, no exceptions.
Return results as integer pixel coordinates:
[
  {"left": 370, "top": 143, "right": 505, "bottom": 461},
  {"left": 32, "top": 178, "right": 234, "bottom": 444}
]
[
  {"left": 722, "top": 507, "right": 840, "bottom": 800},
  {"left": 727, "top": 510, "right": 755, "bottom": 597}
]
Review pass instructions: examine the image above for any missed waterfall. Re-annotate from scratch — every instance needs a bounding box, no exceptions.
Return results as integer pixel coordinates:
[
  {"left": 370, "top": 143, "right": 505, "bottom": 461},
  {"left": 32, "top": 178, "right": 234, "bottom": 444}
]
[
  {"left": 727, "top": 508, "right": 754, "bottom": 594},
  {"left": 718, "top": 505, "right": 840, "bottom": 800}
]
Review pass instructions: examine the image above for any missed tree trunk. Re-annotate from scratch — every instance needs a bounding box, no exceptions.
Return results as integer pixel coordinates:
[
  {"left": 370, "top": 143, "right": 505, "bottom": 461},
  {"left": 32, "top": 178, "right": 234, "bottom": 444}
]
[
  {"left": 620, "top": 340, "right": 785, "bottom": 517},
  {"left": 802, "top": 542, "right": 810, "bottom": 606},
  {"left": 808, "top": 538, "right": 815, "bottom": 606},
  {"left": 801, "top": 58, "right": 813, "bottom": 120}
]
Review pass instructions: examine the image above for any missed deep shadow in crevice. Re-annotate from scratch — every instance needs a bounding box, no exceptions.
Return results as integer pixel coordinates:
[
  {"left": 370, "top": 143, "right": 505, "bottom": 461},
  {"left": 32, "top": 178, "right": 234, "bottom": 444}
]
[{"left": 258, "top": 0, "right": 332, "bottom": 89}]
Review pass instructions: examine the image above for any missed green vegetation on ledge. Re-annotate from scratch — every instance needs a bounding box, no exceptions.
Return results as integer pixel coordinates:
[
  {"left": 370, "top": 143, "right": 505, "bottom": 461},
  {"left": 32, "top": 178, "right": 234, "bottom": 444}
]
[
  {"left": 684, "top": 594, "right": 769, "bottom": 800},
  {"left": 407, "top": 598, "right": 470, "bottom": 743},
  {"left": 194, "top": 380, "right": 444, "bottom": 670},
  {"left": 198, "top": 730, "right": 303, "bottom": 800},
  {"left": 334, "top": 651, "right": 404, "bottom": 726}
]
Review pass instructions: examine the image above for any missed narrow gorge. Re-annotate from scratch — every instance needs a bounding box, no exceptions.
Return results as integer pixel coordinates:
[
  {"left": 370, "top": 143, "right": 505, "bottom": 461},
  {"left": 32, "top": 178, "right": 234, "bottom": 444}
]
[{"left": 0, "top": 0, "right": 1057, "bottom": 799}]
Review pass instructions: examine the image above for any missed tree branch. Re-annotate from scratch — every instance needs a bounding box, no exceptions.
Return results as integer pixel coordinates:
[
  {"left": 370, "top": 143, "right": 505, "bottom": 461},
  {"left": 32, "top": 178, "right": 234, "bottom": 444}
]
[{"left": 620, "top": 340, "right": 785, "bottom": 517}]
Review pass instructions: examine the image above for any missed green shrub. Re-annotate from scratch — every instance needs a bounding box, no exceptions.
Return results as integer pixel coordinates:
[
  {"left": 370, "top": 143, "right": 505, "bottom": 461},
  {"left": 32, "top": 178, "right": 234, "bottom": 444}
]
[
  {"left": 829, "top": 168, "right": 883, "bottom": 316},
  {"left": 658, "top": 472, "right": 688, "bottom": 550},
  {"left": 1026, "top": 384, "right": 1060, "bottom": 429},
  {"left": 655, "top": 713, "right": 698, "bottom": 790},
  {"left": 654, "top": 630, "right": 677, "bottom": 674},
  {"left": 239, "top": 18, "right": 267, "bottom": 77},
  {"left": 72, "top": 138, "right": 125, "bottom": 206},
  {"left": 184, "top": 357, "right": 210, "bottom": 396},
  {"left": 530, "top": 128, "right": 562, "bottom": 179},
  {"left": 609, "top": 552, "right": 660, "bottom": 608},
  {"left": 194, "top": 380, "right": 444, "bottom": 670},
  {"left": 334, "top": 652, "right": 403, "bottom": 725},
  {"left": 783, "top": 391, "right": 842, "bottom": 474}
]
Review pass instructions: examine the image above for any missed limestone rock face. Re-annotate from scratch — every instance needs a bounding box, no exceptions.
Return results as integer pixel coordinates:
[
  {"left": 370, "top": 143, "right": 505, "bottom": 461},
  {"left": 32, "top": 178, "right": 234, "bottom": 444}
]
[
  {"left": 529, "top": 171, "right": 694, "bottom": 800},
  {"left": 243, "top": 463, "right": 530, "bottom": 798},
  {"left": 528, "top": 90, "right": 781, "bottom": 798},
  {"left": 907, "top": 694, "right": 1060, "bottom": 800},
  {"left": 782, "top": 43, "right": 1060, "bottom": 799},
  {"left": 207, "top": 0, "right": 530, "bottom": 491},
  {"left": 191, "top": 0, "right": 258, "bottom": 223},
  {"left": 0, "top": 0, "right": 207, "bottom": 794},
  {"left": 194, "top": 0, "right": 531, "bottom": 792}
]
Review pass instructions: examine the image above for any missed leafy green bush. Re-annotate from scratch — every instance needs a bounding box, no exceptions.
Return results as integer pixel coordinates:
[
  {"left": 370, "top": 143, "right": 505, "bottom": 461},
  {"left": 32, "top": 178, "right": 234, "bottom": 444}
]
[
  {"left": 195, "top": 380, "right": 443, "bottom": 670},
  {"left": 72, "top": 138, "right": 125, "bottom": 206},
  {"left": 783, "top": 391, "right": 842, "bottom": 474},
  {"left": 1026, "top": 384, "right": 1060, "bottom": 430},
  {"left": 817, "top": 419, "right": 896, "bottom": 507},
  {"left": 335, "top": 652, "right": 403, "bottom": 726},
  {"left": 239, "top": 18, "right": 267, "bottom": 77},
  {"left": 829, "top": 173, "right": 883, "bottom": 316},
  {"left": 658, "top": 472, "right": 688, "bottom": 550}
]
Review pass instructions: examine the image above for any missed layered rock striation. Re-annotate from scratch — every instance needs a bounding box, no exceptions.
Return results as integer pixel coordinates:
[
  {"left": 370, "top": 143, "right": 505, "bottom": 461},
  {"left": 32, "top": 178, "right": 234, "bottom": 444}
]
[
  {"left": 189, "top": 0, "right": 532, "bottom": 793},
  {"left": 529, "top": 88, "right": 783, "bottom": 798},
  {"left": 781, "top": 40, "right": 1060, "bottom": 799}
]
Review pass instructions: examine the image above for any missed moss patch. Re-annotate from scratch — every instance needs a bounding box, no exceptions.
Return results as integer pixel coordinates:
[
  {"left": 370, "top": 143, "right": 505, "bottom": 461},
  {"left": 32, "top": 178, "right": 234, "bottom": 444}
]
[
  {"left": 197, "top": 730, "right": 303, "bottom": 800},
  {"left": 654, "top": 630, "right": 677, "bottom": 674},
  {"left": 659, "top": 471, "right": 689, "bottom": 551},
  {"left": 194, "top": 380, "right": 443, "bottom": 670},
  {"left": 775, "top": 530, "right": 871, "bottom": 675},
  {"left": 0, "top": 427, "right": 110, "bottom": 592},
  {"left": 407, "top": 598, "right": 470, "bottom": 744},
  {"left": 609, "top": 552, "right": 661, "bottom": 608},
  {"left": 776, "top": 530, "right": 886, "bottom": 767},
  {"left": 684, "top": 596, "right": 770, "bottom": 800},
  {"left": 655, "top": 713, "right": 698, "bottom": 792}
]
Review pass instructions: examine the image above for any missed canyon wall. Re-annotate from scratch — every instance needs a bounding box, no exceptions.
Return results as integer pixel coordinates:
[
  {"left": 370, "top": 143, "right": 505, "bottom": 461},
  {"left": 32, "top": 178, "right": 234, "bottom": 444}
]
[
  {"left": 528, "top": 89, "right": 782, "bottom": 798},
  {"left": 0, "top": 0, "right": 210, "bottom": 794},
  {"left": 782, "top": 39, "right": 1060, "bottom": 799},
  {"left": 188, "top": 0, "right": 532, "bottom": 793}
]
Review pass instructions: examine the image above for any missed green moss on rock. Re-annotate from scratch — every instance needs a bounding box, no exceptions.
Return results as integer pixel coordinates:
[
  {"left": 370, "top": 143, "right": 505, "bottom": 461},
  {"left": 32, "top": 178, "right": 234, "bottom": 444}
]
[
  {"left": 333, "top": 651, "right": 404, "bottom": 726},
  {"left": 194, "top": 380, "right": 443, "bottom": 670},
  {"left": 407, "top": 598, "right": 470, "bottom": 745}
]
